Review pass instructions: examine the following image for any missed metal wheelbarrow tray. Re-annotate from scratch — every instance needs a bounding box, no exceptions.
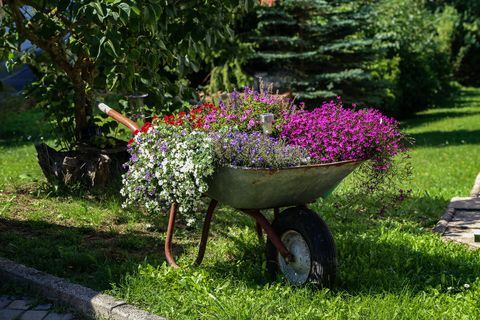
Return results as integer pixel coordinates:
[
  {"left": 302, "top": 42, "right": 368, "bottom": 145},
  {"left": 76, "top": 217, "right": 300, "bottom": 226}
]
[
  {"left": 98, "top": 103, "right": 363, "bottom": 288},
  {"left": 206, "top": 161, "right": 360, "bottom": 209}
]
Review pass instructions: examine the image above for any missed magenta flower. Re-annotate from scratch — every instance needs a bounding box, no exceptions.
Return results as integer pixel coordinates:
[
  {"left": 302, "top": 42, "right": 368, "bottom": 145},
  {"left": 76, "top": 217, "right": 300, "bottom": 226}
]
[{"left": 280, "top": 99, "right": 406, "bottom": 171}]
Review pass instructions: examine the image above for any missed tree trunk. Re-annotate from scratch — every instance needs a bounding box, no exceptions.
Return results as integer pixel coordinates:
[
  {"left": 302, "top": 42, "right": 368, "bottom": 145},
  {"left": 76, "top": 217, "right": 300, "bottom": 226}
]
[{"left": 71, "top": 71, "right": 93, "bottom": 142}]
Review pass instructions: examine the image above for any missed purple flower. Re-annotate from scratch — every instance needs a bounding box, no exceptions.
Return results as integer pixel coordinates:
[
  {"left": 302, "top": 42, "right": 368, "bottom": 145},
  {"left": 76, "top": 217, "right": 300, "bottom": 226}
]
[{"left": 280, "top": 99, "right": 406, "bottom": 171}]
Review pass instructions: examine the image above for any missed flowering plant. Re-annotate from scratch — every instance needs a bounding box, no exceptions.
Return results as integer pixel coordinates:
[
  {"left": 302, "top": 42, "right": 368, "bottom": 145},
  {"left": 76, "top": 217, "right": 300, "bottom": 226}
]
[
  {"left": 203, "top": 83, "right": 292, "bottom": 133},
  {"left": 280, "top": 98, "right": 406, "bottom": 171},
  {"left": 121, "top": 122, "right": 215, "bottom": 222},
  {"left": 121, "top": 85, "right": 409, "bottom": 219},
  {"left": 210, "top": 128, "right": 309, "bottom": 168},
  {"left": 162, "top": 103, "right": 218, "bottom": 129}
]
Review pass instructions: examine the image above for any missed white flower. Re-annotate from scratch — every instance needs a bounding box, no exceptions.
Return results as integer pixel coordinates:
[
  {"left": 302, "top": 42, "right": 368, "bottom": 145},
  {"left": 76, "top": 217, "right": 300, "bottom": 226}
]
[{"left": 120, "top": 124, "right": 215, "bottom": 224}]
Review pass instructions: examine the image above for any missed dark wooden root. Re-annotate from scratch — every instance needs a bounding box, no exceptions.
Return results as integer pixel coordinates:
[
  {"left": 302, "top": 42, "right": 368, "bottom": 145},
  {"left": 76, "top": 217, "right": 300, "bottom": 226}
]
[{"left": 35, "top": 142, "right": 129, "bottom": 189}]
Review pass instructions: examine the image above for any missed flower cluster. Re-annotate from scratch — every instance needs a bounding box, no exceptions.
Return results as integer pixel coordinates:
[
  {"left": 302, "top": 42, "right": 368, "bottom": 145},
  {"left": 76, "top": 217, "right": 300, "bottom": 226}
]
[
  {"left": 162, "top": 103, "right": 218, "bottom": 128},
  {"left": 203, "top": 83, "right": 292, "bottom": 133},
  {"left": 121, "top": 123, "right": 215, "bottom": 222},
  {"left": 121, "top": 85, "right": 408, "bottom": 219},
  {"left": 210, "top": 129, "right": 310, "bottom": 168},
  {"left": 280, "top": 98, "right": 406, "bottom": 170}
]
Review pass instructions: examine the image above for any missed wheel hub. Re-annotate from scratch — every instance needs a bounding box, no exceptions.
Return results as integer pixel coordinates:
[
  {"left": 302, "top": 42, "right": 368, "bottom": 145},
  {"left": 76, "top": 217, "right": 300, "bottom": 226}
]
[{"left": 277, "top": 230, "right": 311, "bottom": 285}]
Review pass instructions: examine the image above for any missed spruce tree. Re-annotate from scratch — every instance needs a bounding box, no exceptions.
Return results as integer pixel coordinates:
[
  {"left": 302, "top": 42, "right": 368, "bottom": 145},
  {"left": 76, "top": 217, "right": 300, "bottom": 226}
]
[{"left": 247, "top": 0, "right": 383, "bottom": 106}]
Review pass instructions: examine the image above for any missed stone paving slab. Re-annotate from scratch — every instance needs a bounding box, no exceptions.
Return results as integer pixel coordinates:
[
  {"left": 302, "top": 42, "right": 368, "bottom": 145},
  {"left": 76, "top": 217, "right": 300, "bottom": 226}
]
[
  {"left": 442, "top": 210, "right": 480, "bottom": 249},
  {"left": 434, "top": 192, "right": 480, "bottom": 249},
  {"left": 0, "top": 257, "right": 166, "bottom": 320},
  {"left": 0, "top": 309, "right": 24, "bottom": 320},
  {"left": 20, "top": 310, "right": 50, "bottom": 320},
  {"left": 0, "top": 294, "right": 76, "bottom": 320},
  {"left": 448, "top": 197, "right": 480, "bottom": 210}
]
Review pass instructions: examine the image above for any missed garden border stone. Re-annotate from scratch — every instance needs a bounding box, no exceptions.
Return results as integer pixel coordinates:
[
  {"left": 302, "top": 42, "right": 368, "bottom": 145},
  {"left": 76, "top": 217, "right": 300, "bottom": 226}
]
[
  {"left": 433, "top": 173, "right": 480, "bottom": 235},
  {"left": 433, "top": 197, "right": 480, "bottom": 234},
  {"left": 0, "top": 257, "right": 166, "bottom": 320}
]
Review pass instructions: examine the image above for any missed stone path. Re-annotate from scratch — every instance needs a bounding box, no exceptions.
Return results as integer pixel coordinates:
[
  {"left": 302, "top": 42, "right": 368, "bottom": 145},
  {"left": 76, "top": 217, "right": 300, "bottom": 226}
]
[
  {"left": 0, "top": 295, "right": 77, "bottom": 320},
  {"left": 434, "top": 174, "right": 480, "bottom": 249}
]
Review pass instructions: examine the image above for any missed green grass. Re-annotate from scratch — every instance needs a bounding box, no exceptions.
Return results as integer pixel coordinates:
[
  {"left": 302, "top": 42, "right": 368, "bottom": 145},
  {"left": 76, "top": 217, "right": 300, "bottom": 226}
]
[{"left": 0, "top": 89, "right": 480, "bottom": 319}]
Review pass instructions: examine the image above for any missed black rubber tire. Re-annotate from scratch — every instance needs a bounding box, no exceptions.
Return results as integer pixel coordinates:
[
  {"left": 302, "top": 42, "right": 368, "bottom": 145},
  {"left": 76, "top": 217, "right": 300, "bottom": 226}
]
[{"left": 266, "top": 206, "right": 337, "bottom": 288}]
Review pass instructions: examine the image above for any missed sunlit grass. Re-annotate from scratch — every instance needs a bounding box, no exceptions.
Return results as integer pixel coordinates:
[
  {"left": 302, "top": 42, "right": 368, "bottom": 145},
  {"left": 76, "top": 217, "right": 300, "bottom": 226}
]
[{"left": 0, "top": 88, "right": 479, "bottom": 319}]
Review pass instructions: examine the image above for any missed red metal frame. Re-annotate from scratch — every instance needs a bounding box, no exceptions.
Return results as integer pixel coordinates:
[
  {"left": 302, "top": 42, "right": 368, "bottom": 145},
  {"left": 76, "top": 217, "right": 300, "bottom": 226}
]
[{"left": 164, "top": 201, "right": 294, "bottom": 267}]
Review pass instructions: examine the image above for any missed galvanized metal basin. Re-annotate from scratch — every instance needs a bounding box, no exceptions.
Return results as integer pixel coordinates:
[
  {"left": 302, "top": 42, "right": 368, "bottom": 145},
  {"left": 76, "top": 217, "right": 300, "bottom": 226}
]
[{"left": 205, "top": 160, "right": 362, "bottom": 209}]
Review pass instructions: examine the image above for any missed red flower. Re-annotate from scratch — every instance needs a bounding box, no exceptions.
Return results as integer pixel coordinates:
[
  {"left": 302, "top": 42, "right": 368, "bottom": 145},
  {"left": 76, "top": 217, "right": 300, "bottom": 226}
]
[
  {"left": 152, "top": 115, "right": 158, "bottom": 120},
  {"left": 128, "top": 138, "right": 134, "bottom": 145},
  {"left": 141, "top": 122, "right": 152, "bottom": 133},
  {"left": 134, "top": 129, "right": 140, "bottom": 135}
]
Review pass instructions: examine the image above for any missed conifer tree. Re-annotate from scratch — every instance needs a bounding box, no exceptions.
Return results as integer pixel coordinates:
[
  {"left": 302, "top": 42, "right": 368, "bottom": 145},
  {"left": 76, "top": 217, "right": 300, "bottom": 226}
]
[{"left": 247, "top": 0, "right": 382, "bottom": 106}]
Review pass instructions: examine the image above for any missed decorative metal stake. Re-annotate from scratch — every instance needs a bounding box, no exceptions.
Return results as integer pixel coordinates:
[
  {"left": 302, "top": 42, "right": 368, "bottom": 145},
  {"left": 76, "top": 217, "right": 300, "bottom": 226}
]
[
  {"left": 260, "top": 113, "right": 274, "bottom": 135},
  {"left": 126, "top": 93, "right": 148, "bottom": 113}
]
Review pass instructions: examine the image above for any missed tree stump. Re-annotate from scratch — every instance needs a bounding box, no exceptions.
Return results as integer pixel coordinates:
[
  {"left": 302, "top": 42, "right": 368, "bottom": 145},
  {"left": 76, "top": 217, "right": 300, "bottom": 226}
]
[{"left": 35, "top": 142, "right": 129, "bottom": 189}]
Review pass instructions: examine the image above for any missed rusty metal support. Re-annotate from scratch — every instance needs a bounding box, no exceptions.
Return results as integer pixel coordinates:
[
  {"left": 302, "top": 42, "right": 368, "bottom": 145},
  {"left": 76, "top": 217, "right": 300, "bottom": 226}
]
[
  {"left": 165, "top": 202, "right": 179, "bottom": 268},
  {"left": 255, "top": 222, "right": 263, "bottom": 242},
  {"left": 193, "top": 199, "right": 218, "bottom": 266},
  {"left": 243, "top": 209, "right": 293, "bottom": 263},
  {"left": 273, "top": 207, "right": 280, "bottom": 220}
]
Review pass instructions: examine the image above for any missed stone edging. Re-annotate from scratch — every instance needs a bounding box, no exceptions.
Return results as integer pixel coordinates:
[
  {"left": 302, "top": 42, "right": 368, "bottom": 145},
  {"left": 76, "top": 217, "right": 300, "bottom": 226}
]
[
  {"left": 433, "top": 196, "right": 480, "bottom": 234},
  {"left": 470, "top": 173, "right": 480, "bottom": 197},
  {"left": 0, "top": 257, "right": 166, "bottom": 320},
  {"left": 433, "top": 205, "right": 456, "bottom": 235}
]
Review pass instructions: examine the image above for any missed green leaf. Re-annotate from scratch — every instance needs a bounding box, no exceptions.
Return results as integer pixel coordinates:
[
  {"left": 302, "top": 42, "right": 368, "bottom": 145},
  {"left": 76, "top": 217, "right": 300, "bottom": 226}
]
[
  {"left": 96, "top": 36, "right": 107, "bottom": 59},
  {"left": 91, "top": 2, "right": 104, "bottom": 17},
  {"left": 131, "top": 5, "right": 141, "bottom": 16},
  {"left": 118, "top": 3, "right": 131, "bottom": 17},
  {"left": 105, "top": 39, "right": 118, "bottom": 57}
]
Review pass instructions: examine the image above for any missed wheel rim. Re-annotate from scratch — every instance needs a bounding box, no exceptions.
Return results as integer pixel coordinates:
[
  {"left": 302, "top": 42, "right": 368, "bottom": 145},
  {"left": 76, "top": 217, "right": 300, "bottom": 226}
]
[{"left": 277, "top": 230, "right": 311, "bottom": 285}]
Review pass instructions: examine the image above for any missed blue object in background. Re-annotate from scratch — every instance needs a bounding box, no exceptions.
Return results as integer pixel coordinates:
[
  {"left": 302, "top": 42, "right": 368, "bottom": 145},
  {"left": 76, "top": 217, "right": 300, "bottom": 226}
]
[{"left": 0, "top": 64, "right": 37, "bottom": 92}]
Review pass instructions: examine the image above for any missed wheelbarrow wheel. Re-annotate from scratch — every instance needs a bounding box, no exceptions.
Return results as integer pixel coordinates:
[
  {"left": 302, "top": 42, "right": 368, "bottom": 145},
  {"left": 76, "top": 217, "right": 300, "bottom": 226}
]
[{"left": 266, "top": 206, "right": 337, "bottom": 287}]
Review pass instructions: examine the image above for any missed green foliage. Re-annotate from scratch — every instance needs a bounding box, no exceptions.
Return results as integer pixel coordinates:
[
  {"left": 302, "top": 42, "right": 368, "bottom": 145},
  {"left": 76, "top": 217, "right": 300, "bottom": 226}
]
[
  {"left": 245, "top": 0, "right": 383, "bottom": 106},
  {"left": 370, "top": 0, "right": 459, "bottom": 117},
  {"left": 0, "top": 1, "right": 254, "bottom": 146},
  {"left": 429, "top": 0, "right": 480, "bottom": 85}
]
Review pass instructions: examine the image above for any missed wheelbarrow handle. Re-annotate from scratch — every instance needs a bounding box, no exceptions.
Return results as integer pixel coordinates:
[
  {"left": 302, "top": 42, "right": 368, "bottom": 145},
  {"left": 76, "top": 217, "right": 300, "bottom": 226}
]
[{"left": 98, "top": 103, "right": 140, "bottom": 133}]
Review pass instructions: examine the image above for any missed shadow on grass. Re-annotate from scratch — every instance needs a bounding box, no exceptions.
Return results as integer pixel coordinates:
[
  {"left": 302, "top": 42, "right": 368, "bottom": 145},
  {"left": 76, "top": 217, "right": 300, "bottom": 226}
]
[
  {"left": 196, "top": 195, "right": 477, "bottom": 295},
  {"left": 0, "top": 218, "right": 173, "bottom": 291},
  {"left": 402, "top": 87, "right": 480, "bottom": 129},
  {"left": 0, "top": 192, "right": 476, "bottom": 296},
  {"left": 410, "top": 129, "right": 480, "bottom": 147}
]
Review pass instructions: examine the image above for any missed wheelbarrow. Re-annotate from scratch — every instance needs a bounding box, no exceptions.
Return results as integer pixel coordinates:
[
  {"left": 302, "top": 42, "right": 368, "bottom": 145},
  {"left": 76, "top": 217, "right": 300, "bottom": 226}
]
[{"left": 98, "top": 103, "right": 362, "bottom": 287}]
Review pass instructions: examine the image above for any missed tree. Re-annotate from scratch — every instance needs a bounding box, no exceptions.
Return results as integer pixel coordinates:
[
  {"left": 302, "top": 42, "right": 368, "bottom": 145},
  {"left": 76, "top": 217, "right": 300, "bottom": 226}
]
[
  {"left": 245, "top": 0, "right": 382, "bottom": 106},
  {"left": 428, "top": 0, "right": 480, "bottom": 85},
  {"left": 0, "top": 0, "right": 253, "bottom": 145}
]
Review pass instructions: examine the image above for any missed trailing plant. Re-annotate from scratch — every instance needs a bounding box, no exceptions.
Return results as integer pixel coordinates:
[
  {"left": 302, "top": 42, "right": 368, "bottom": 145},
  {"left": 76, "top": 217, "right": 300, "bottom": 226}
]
[
  {"left": 121, "top": 120, "right": 215, "bottom": 223},
  {"left": 280, "top": 97, "right": 407, "bottom": 171}
]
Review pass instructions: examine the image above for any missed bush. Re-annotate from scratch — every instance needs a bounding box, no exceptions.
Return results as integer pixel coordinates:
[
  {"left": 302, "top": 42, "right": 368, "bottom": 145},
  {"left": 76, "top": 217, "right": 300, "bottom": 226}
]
[{"left": 370, "top": 0, "right": 459, "bottom": 117}]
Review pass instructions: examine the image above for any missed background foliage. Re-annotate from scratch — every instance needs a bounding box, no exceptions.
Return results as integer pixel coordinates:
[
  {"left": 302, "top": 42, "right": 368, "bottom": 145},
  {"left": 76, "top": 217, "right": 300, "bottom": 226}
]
[
  {"left": 0, "top": 0, "right": 254, "bottom": 147},
  {"left": 0, "top": 0, "right": 478, "bottom": 145}
]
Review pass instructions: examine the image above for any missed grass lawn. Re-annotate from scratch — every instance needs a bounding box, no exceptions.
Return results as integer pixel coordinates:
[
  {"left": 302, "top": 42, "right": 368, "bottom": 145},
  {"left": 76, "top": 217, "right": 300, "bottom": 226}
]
[{"left": 1, "top": 89, "right": 480, "bottom": 319}]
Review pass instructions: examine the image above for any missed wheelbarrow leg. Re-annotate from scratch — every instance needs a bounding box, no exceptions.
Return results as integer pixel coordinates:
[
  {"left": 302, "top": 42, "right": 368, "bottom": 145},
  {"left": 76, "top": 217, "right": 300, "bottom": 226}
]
[
  {"left": 244, "top": 210, "right": 293, "bottom": 263},
  {"left": 165, "top": 202, "right": 179, "bottom": 268},
  {"left": 194, "top": 199, "right": 218, "bottom": 266}
]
